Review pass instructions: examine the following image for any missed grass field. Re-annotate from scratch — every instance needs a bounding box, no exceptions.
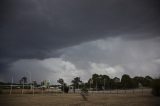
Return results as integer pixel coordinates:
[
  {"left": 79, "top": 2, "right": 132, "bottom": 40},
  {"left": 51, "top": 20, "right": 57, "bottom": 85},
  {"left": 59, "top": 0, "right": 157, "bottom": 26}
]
[{"left": 0, "top": 89, "right": 160, "bottom": 106}]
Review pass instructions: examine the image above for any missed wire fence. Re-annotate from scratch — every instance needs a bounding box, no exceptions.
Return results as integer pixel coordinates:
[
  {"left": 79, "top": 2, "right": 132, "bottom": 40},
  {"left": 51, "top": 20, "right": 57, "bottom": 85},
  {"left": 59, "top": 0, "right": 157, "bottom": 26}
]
[{"left": 1, "top": 87, "right": 152, "bottom": 96}]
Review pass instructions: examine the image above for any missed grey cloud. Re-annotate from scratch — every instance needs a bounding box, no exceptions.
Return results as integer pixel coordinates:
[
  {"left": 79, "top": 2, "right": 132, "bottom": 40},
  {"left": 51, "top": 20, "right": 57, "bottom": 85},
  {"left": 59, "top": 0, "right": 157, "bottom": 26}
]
[
  {"left": 1, "top": 0, "right": 160, "bottom": 81},
  {"left": 6, "top": 37, "right": 160, "bottom": 83},
  {"left": 6, "top": 58, "right": 84, "bottom": 84},
  {"left": 60, "top": 37, "right": 160, "bottom": 77},
  {"left": 1, "top": 0, "right": 160, "bottom": 59}
]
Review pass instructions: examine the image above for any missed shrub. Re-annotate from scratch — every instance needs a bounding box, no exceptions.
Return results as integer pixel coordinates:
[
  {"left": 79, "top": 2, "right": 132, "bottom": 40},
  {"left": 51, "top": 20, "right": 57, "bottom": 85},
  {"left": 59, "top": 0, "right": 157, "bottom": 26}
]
[
  {"left": 81, "top": 87, "right": 88, "bottom": 94},
  {"left": 64, "top": 86, "right": 69, "bottom": 93},
  {"left": 152, "top": 78, "right": 160, "bottom": 96},
  {"left": 61, "top": 85, "right": 69, "bottom": 93},
  {"left": 0, "top": 88, "right": 2, "bottom": 94}
]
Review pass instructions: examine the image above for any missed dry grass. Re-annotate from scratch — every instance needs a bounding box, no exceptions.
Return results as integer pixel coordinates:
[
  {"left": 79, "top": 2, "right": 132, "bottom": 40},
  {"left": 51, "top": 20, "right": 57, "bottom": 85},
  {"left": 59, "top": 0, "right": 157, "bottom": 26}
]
[{"left": 0, "top": 89, "right": 160, "bottom": 106}]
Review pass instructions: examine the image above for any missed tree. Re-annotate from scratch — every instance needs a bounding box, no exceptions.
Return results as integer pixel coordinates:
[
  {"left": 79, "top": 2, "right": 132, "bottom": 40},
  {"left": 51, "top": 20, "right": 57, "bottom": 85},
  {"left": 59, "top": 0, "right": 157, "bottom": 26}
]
[
  {"left": 71, "top": 77, "right": 82, "bottom": 93},
  {"left": 57, "top": 78, "right": 64, "bottom": 85},
  {"left": 144, "top": 76, "right": 153, "bottom": 87},
  {"left": 152, "top": 78, "right": 160, "bottom": 96},
  {"left": 99, "top": 75, "right": 110, "bottom": 90},
  {"left": 57, "top": 78, "right": 64, "bottom": 92},
  {"left": 19, "top": 77, "right": 27, "bottom": 94},
  {"left": 112, "top": 77, "right": 121, "bottom": 89},
  {"left": 121, "top": 74, "right": 133, "bottom": 89},
  {"left": 20, "top": 77, "right": 27, "bottom": 84},
  {"left": 92, "top": 74, "right": 100, "bottom": 90},
  {"left": 57, "top": 78, "right": 69, "bottom": 93},
  {"left": 89, "top": 74, "right": 111, "bottom": 90},
  {"left": 133, "top": 76, "right": 153, "bottom": 88},
  {"left": 32, "top": 81, "right": 37, "bottom": 87},
  {"left": 101, "top": 75, "right": 110, "bottom": 89}
]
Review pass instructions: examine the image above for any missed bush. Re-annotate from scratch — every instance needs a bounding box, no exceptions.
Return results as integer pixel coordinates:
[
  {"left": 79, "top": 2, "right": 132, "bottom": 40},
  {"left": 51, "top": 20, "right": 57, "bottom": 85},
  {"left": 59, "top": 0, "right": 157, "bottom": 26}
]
[
  {"left": 152, "top": 78, "right": 160, "bottom": 96},
  {"left": 81, "top": 87, "right": 88, "bottom": 93},
  {"left": 64, "top": 86, "right": 69, "bottom": 93},
  {"left": 0, "top": 88, "right": 3, "bottom": 94},
  {"left": 61, "top": 85, "right": 69, "bottom": 93}
]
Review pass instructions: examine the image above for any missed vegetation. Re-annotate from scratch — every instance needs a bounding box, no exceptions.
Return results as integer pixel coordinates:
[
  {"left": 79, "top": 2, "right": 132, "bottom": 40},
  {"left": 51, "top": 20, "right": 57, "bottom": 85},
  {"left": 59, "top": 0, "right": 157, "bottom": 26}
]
[
  {"left": 0, "top": 74, "right": 157, "bottom": 96},
  {"left": 81, "top": 87, "right": 88, "bottom": 94},
  {"left": 19, "top": 77, "right": 27, "bottom": 84},
  {"left": 84, "top": 74, "right": 153, "bottom": 90},
  {"left": 57, "top": 78, "right": 69, "bottom": 93},
  {"left": 121, "top": 74, "right": 133, "bottom": 89},
  {"left": 81, "top": 87, "right": 88, "bottom": 101},
  {"left": 71, "top": 77, "right": 82, "bottom": 93},
  {"left": 63, "top": 85, "right": 69, "bottom": 93},
  {"left": 0, "top": 88, "right": 2, "bottom": 94},
  {"left": 152, "top": 78, "right": 160, "bottom": 96}
]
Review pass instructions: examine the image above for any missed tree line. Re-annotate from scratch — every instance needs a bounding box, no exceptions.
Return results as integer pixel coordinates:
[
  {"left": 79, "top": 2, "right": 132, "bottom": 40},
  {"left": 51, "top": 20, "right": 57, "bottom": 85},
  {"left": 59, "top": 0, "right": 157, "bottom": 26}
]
[
  {"left": 1, "top": 73, "right": 159, "bottom": 96},
  {"left": 0, "top": 74, "right": 154, "bottom": 90},
  {"left": 70, "top": 74, "right": 153, "bottom": 91}
]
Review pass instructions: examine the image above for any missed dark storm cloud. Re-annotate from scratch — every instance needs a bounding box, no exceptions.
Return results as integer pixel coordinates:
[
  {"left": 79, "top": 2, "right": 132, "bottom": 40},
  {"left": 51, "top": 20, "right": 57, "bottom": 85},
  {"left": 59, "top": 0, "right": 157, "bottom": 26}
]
[{"left": 0, "top": 0, "right": 160, "bottom": 73}]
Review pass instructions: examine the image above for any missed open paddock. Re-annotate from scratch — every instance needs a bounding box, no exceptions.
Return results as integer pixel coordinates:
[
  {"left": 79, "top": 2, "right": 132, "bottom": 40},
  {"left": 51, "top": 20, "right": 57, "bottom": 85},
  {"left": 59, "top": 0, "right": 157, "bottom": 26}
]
[{"left": 0, "top": 89, "right": 160, "bottom": 106}]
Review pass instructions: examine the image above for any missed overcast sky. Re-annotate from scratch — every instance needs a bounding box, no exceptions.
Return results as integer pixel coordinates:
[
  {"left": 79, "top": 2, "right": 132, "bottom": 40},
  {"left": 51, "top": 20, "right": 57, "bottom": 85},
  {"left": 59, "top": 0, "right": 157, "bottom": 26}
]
[{"left": 0, "top": 0, "right": 160, "bottom": 84}]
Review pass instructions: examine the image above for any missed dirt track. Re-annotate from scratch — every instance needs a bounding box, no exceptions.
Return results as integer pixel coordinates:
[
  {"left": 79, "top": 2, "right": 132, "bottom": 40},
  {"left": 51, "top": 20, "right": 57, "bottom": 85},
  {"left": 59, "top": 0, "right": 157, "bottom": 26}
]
[{"left": 0, "top": 92, "right": 160, "bottom": 106}]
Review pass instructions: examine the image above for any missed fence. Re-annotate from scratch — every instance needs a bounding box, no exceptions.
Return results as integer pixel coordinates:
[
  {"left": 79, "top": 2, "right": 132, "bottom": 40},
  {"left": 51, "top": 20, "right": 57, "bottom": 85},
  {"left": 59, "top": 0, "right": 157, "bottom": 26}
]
[{"left": 1, "top": 87, "right": 152, "bottom": 96}]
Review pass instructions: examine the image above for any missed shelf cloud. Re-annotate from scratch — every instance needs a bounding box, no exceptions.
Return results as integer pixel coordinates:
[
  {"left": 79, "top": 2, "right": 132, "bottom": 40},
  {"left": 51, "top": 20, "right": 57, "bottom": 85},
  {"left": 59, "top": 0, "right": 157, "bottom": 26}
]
[{"left": 0, "top": 0, "right": 160, "bottom": 82}]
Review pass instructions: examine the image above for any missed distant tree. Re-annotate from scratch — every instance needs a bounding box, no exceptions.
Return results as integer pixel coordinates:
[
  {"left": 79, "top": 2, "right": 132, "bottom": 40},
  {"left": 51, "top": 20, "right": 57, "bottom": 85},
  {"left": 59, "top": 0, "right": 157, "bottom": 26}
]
[
  {"left": 145, "top": 76, "right": 153, "bottom": 80},
  {"left": 133, "top": 76, "right": 153, "bottom": 88},
  {"left": 132, "top": 77, "right": 140, "bottom": 88},
  {"left": 19, "top": 77, "right": 27, "bottom": 93},
  {"left": 32, "top": 81, "right": 37, "bottom": 87},
  {"left": 144, "top": 76, "right": 153, "bottom": 87},
  {"left": 92, "top": 74, "right": 99, "bottom": 82},
  {"left": 152, "top": 78, "right": 160, "bottom": 96},
  {"left": 46, "top": 81, "right": 50, "bottom": 88},
  {"left": 0, "top": 88, "right": 2, "bottom": 94},
  {"left": 101, "top": 75, "right": 110, "bottom": 90},
  {"left": 89, "top": 74, "right": 111, "bottom": 90},
  {"left": 63, "top": 85, "right": 69, "bottom": 93},
  {"left": 87, "top": 78, "right": 93, "bottom": 89},
  {"left": 91, "top": 74, "right": 100, "bottom": 90},
  {"left": 57, "top": 78, "right": 64, "bottom": 92},
  {"left": 131, "top": 78, "right": 139, "bottom": 88},
  {"left": 41, "top": 81, "right": 44, "bottom": 86},
  {"left": 20, "top": 77, "right": 27, "bottom": 84},
  {"left": 57, "top": 78, "right": 69, "bottom": 93},
  {"left": 57, "top": 78, "right": 64, "bottom": 85},
  {"left": 109, "top": 79, "right": 114, "bottom": 89},
  {"left": 112, "top": 77, "right": 121, "bottom": 89},
  {"left": 121, "top": 74, "right": 133, "bottom": 89},
  {"left": 71, "top": 77, "right": 82, "bottom": 93}
]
